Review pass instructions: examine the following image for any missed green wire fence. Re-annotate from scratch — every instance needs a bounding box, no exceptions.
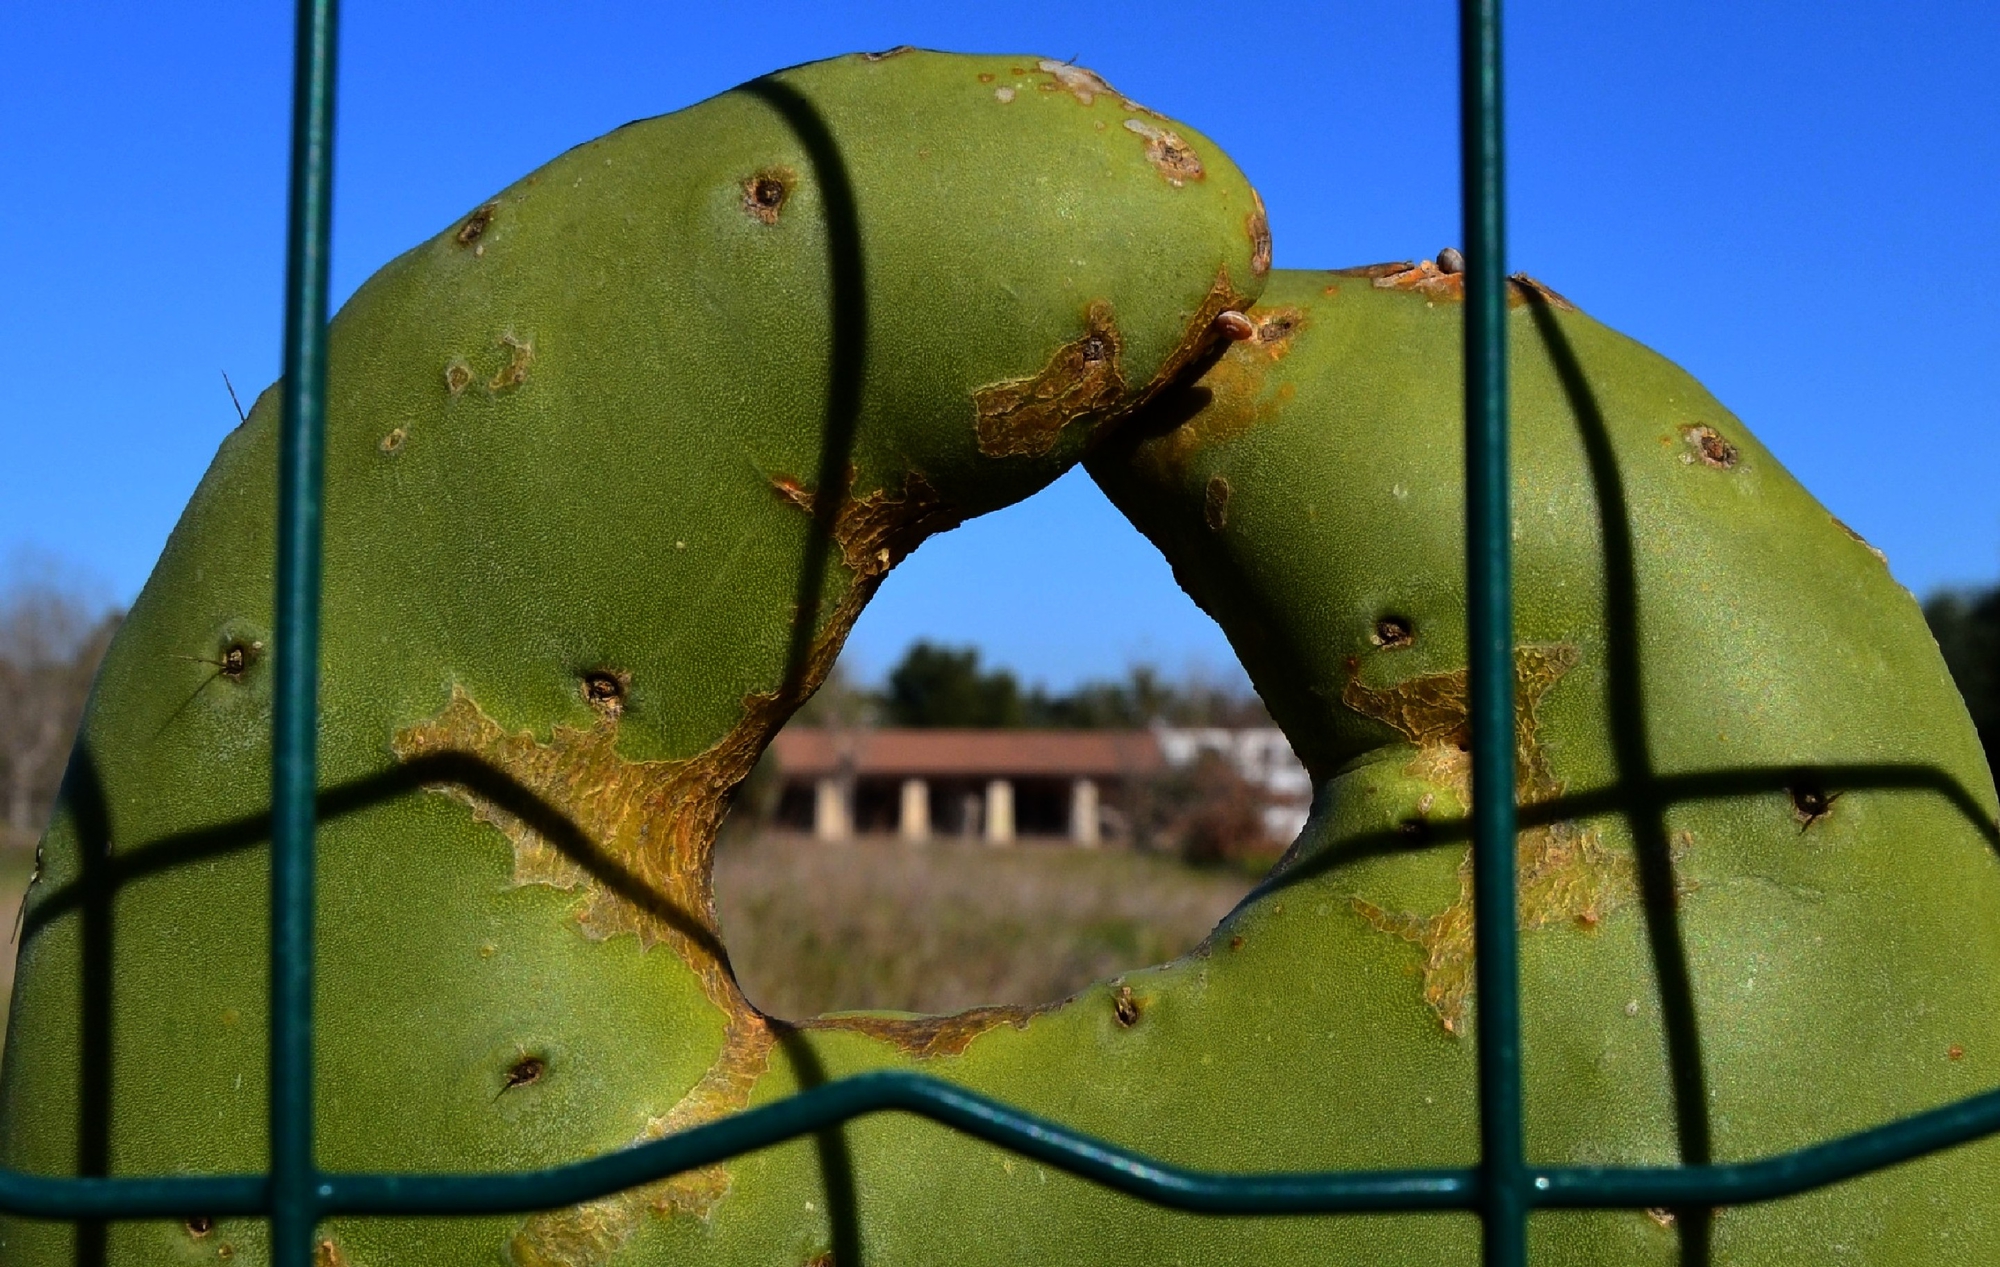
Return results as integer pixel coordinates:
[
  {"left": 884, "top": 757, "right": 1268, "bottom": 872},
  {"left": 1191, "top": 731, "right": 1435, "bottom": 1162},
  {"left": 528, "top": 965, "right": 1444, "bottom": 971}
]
[{"left": 6, "top": 3, "right": 2000, "bottom": 1266}]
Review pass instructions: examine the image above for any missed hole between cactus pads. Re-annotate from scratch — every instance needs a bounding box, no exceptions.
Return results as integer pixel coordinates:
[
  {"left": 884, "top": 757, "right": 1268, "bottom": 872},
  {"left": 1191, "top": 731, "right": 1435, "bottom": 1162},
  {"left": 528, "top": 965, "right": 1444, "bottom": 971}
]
[{"left": 710, "top": 612, "right": 1303, "bottom": 1022}]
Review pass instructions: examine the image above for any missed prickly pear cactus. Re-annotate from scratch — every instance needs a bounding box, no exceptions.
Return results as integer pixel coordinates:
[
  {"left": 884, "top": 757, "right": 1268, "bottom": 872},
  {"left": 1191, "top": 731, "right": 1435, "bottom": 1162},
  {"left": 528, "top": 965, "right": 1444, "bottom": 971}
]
[
  {"left": 1085, "top": 265, "right": 2000, "bottom": 1263},
  {"left": 0, "top": 50, "right": 1268, "bottom": 1266}
]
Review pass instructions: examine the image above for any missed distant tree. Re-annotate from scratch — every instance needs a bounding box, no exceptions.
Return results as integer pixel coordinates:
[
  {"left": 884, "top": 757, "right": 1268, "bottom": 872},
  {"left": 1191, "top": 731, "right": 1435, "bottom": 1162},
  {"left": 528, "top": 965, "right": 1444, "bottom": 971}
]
[
  {"left": 1926, "top": 586, "right": 1999, "bottom": 774},
  {"left": 876, "top": 644, "right": 1271, "bottom": 731},
  {"left": 881, "top": 642, "right": 1022, "bottom": 728},
  {"left": 1025, "top": 666, "right": 1159, "bottom": 728},
  {"left": 1026, "top": 664, "right": 1271, "bottom": 729},
  {"left": 0, "top": 581, "right": 121, "bottom": 837},
  {"left": 1173, "top": 749, "right": 1277, "bottom": 869}
]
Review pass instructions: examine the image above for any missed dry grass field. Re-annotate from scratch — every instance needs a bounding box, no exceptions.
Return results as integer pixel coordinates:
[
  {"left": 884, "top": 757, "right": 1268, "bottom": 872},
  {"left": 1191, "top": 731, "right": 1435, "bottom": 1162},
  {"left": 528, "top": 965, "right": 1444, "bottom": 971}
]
[{"left": 714, "top": 831, "right": 1258, "bottom": 1019}]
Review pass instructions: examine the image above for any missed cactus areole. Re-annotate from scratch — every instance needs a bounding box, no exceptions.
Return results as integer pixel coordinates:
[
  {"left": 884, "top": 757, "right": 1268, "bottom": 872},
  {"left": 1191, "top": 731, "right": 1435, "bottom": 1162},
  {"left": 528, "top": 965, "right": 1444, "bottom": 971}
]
[
  {"left": 3, "top": 50, "right": 1996, "bottom": 1267},
  {"left": 0, "top": 48, "right": 1270, "bottom": 1267}
]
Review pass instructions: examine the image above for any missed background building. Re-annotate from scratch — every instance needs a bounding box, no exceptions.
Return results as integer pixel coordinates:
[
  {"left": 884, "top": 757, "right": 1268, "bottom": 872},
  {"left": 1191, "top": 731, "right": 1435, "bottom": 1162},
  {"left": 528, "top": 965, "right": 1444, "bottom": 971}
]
[{"left": 765, "top": 725, "right": 1310, "bottom": 850}]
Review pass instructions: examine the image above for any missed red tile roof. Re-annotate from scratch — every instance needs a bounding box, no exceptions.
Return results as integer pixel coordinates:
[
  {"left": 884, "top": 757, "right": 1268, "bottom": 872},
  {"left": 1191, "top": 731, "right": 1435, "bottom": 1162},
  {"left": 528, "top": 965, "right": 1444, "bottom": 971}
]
[{"left": 768, "top": 728, "right": 1165, "bottom": 779}]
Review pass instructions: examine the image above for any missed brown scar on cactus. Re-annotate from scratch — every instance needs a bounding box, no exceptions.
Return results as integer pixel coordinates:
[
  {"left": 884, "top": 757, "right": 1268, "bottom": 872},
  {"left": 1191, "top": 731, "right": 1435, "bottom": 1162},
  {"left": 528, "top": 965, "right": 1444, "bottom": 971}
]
[
  {"left": 769, "top": 473, "right": 812, "bottom": 508},
  {"left": 379, "top": 427, "right": 407, "bottom": 455},
  {"left": 974, "top": 301, "right": 1125, "bottom": 458},
  {"left": 771, "top": 471, "right": 965, "bottom": 582},
  {"left": 396, "top": 676, "right": 808, "bottom": 1249},
  {"left": 1072, "top": 269, "right": 1265, "bottom": 474},
  {"left": 741, "top": 167, "right": 794, "bottom": 225},
  {"left": 1156, "top": 269, "right": 1259, "bottom": 382},
  {"left": 1372, "top": 258, "right": 1463, "bottom": 301},
  {"left": 1342, "top": 645, "right": 1637, "bottom": 1033},
  {"left": 1832, "top": 515, "right": 1889, "bottom": 563},
  {"left": 510, "top": 1101, "right": 757, "bottom": 1267},
  {"left": 1126, "top": 313, "right": 1299, "bottom": 478},
  {"left": 392, "top": 678, "right": 808, "bottom": 1238},
  {"left": 1340, "top": 643, "right": 1577, "bottom": 785},
  {"left": 1680, "top": 423, "right": 1740, "bottom": 470},
  {"left": 1355, "top": 814, "right": 1632, "bottom": 1034},
  {"left": 806, "top": 1003, "right": 1041, "bottom": 1056},
  {"left": 488, "top": 335, "right": 534, "bottom": 392},
  {"left": 1340, "top": 258, "right": 1577, "bottom": 310},
  {"left": 1203, "top": 474, "right": 1230, "bottom": 530},
  {"left": 455, "top": 203, "right": 497, "bottom": 247},
  {"left": 1251, "top": 307, "right": 1306, "bottom": 360},
  {"left": 1507, "top": 273, "right": 1576, "bottom": 310},
  {"left": 444, "top": 358, "right": 474, "bottom": 396},
  {"left": 1030, "top": 57, "right": 1172, "bottom": 123},
  {"left": 316, "top": 1237, "right": 347, "bottom": 1267},
  {"left": 1034, "top": 58, "right": 1115, "bottom": 105},
  {"left": 1122, "top": 118, "right": 1204, "bottom": 186},
  {"left": 1333, "top": 261, "right": 1415, "bottom": 280},
  {"left": 463, "top": 670, "right": 1031, "bottom": 1264},
  {"left": 392, "top": 685, "right": 751, "bottom": 964},
  {"left": 1247, "top": 190, "right": 1272, "bottom": 276}
]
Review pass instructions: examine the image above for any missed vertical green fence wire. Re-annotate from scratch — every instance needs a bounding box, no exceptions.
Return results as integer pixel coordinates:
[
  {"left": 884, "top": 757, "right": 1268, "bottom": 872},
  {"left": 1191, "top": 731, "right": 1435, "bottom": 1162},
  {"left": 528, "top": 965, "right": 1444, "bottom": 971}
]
[
  {"left": 271, "top": 2, "right": 339, "bottom": 1266},
  {"left": 1458, "top": 0, "right": 1525, "bottom": 1264}
]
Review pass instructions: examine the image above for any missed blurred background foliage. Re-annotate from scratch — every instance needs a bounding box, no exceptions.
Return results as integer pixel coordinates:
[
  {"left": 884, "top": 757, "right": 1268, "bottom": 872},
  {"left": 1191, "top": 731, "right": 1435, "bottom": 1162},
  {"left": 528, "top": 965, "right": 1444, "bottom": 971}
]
[
  {"left": 807, "top": 639, "right": 1273, "bottom": 731},
  {"left": 0, "top": 566, "right": 121, "bottom": 847},
  {"left": 1926, "top": 587, "right": 2000, "bottom": 775}
]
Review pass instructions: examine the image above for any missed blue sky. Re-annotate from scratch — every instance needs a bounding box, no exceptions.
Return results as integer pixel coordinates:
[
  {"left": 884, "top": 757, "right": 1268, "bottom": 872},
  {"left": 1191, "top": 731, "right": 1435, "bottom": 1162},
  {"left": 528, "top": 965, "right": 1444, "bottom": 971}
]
[{"left": 3, "top": 2, "right": 1996, "bottom": 689}]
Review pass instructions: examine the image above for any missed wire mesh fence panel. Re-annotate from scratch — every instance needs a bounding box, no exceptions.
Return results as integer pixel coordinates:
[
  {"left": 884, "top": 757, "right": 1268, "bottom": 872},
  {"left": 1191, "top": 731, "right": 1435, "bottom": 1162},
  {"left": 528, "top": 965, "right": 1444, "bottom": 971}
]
[{"left": 0, "top": 4, "right": 1995, "bottom": 1266}]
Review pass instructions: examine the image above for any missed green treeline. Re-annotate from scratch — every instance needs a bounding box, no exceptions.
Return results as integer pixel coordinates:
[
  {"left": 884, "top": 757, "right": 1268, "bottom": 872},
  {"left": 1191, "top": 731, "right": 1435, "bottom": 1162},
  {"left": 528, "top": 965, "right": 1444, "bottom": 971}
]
[
  {"left": 1926, "top": 585, "right": 2000, "bottom": 775},
  {"left": 820, "top": 640, "right": 1269, "bottom": 730},
  {"left": 825, "top": 594, "right": 2000, "bottom": 759}
]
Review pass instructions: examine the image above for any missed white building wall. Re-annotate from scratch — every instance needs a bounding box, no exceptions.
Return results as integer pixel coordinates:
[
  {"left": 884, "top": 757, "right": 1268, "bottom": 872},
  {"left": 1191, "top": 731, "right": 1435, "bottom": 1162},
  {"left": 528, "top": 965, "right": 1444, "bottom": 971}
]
[{"left": 1153, "top": 726, "right": 1312, "bottom": 841}]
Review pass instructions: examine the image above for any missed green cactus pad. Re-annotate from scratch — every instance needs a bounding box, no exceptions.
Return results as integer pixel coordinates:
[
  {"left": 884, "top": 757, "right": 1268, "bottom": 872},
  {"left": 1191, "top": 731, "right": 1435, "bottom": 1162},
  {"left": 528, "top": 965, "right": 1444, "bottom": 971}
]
[
  {"left": 1083, "top": 265, "right": 2000, "bottom": 1263},
  {"left": 0, "top": 50, "right": 1265, "bottom": 1266}
]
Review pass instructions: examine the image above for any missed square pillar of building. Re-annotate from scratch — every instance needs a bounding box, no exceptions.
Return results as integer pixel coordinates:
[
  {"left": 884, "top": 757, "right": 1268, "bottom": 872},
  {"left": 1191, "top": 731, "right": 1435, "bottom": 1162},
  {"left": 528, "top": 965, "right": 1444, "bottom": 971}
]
[
  {"left": 899, "top": 777, "right": 931, "bottom": 843},
  {"left": 813, "top": 776, "right": 853, "bottom": 842},
  {"left": 1069, "top": 777, "right": 1101, "bottom": 847},
  {"left": 983, "top": 778, "right": 1015, "bottom": 846}
]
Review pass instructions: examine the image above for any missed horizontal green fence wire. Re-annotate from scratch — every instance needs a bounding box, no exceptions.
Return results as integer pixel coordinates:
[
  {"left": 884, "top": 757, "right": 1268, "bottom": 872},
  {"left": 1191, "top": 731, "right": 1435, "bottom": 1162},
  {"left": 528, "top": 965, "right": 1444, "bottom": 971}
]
[
  {"left": 11, "top": 1071, "right": 2000, "bottom": 1223},
  {"left": 2, "top": 2, "right": 1998, "bottom": 1264}
]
